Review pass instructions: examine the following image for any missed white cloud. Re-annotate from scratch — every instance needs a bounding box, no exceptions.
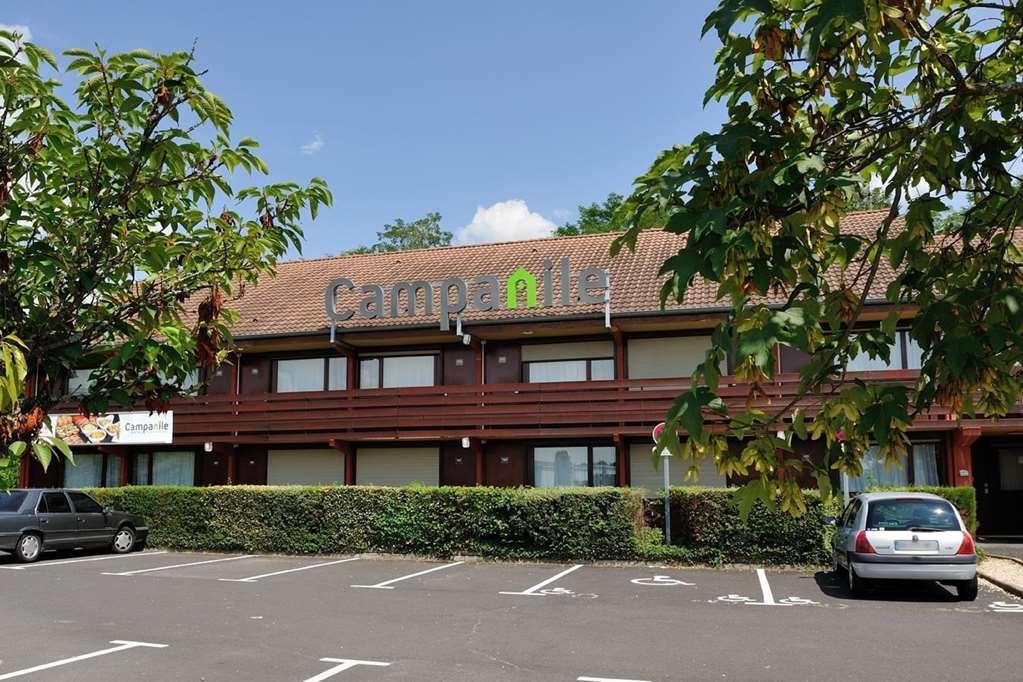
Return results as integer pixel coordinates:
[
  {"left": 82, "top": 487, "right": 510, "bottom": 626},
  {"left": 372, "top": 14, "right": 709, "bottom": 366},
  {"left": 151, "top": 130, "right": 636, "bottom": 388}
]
[
  {"left": 456, "top": 199, "right": 556, "bottom": 244},
  {"left": 0, "top": 24, "right": 31, "bottom": 55},
  {"left": 300, "top": 132, "right": 324, "bottom": 155}
]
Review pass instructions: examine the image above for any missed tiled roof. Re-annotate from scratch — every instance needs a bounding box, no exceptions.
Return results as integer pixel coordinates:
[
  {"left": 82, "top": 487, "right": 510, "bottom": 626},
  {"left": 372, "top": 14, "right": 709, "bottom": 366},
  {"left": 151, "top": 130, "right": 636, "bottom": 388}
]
[{"left": 217, "top": 209, "right": 900, "bottom": 338}]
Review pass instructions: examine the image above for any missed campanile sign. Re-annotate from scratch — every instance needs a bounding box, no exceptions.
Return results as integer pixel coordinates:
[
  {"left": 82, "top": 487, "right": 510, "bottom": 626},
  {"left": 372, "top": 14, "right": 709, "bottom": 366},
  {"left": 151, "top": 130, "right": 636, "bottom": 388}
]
[{"left": 324, "top": 257, "right": 610, "bottom": 332}]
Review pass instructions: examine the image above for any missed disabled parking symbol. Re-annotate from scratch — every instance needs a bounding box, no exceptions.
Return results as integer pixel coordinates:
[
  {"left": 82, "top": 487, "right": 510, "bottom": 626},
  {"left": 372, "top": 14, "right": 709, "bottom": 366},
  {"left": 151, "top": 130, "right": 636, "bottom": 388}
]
[{"left": 630, "top": 575, "right": 694, "bottom": 587}]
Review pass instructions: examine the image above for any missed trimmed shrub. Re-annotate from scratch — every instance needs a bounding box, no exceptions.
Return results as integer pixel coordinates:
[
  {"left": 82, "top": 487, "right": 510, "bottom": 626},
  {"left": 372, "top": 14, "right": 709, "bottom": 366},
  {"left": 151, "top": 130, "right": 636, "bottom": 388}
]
[
  {"left": 87, "top": 485, "right": 644, "bottom": 561},
  {"left": 867, "top": 485, "right": 978, "bottom": 534},
  {"left": 640, "top": 487, "right": 835, "bottom": 566}
]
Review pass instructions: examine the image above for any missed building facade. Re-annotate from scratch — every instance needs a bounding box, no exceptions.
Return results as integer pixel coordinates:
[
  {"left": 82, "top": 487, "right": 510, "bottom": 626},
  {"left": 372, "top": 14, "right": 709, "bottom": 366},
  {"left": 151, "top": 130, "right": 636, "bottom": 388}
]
[{"left": 24, "top": 211, "right": 1023, "bottom": 536}]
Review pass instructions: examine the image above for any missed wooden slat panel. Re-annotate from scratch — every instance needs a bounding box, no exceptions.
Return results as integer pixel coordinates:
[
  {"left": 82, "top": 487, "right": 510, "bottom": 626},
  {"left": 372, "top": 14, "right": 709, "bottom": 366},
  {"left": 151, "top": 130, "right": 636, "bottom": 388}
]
[{"left": 152, "top": 371, "right": 1020, "bottom": 444}]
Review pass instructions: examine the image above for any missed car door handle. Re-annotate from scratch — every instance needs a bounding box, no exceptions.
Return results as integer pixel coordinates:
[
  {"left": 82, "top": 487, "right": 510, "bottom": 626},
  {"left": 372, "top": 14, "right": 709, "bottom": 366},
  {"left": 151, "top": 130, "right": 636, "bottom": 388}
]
[{"left": 40, "top": 518, "right": 48, "bottom": 524}]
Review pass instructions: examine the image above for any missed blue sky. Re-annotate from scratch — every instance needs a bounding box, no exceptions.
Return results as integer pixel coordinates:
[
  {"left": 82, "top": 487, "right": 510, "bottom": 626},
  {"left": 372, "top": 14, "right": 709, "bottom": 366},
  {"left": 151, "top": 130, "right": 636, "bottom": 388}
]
[{"left": 4, "top": 1, "right": 725, "bottom": 257}]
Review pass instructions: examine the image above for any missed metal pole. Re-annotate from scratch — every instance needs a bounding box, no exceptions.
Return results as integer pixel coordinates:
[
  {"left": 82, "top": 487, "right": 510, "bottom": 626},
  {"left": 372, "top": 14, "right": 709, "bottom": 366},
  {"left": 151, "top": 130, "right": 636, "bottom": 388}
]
[{"left": 661, "top": 450, "right": 671, "bottom": 545}]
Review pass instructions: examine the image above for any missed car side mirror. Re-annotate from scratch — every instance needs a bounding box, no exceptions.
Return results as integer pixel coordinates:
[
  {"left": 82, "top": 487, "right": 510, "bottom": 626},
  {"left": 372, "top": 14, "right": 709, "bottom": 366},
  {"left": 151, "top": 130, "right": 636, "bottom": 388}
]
[
  {"left": 103, "top": 507, "right": 112, "bottom": 515},
  {"left": 822, "top": 515, "right": 837, "bottom": 527}
]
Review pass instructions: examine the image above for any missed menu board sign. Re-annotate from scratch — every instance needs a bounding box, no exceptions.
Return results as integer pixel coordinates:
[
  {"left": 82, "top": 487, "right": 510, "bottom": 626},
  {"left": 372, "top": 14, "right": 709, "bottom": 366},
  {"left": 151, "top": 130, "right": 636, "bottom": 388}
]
[{"left": 46, "top": 411, "right": 174, "bottom": 446}]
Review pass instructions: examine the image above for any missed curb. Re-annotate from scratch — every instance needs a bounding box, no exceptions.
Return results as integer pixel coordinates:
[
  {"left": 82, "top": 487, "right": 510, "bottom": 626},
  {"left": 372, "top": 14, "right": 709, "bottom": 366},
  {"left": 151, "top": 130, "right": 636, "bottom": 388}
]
[
  {"left": 987, "top": 554, "right": 1023, "bottom": 568},
  {"left": 978, "top": 567, "right": 1023, "bottom": 600}
]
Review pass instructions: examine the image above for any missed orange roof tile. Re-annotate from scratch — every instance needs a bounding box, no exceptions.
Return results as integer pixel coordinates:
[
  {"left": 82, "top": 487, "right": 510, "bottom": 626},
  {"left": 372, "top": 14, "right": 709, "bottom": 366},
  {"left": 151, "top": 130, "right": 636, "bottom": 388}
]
[{"left": 216, "top": 209, "right": 901, "bottom": 338}]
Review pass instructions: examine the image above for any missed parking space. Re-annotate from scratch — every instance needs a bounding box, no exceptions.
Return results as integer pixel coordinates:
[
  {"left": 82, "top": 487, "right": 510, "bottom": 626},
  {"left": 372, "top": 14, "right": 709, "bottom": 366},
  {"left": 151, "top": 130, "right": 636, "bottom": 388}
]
[{"left": 1, "top": 551, "right": 1021, "bottom": 680}]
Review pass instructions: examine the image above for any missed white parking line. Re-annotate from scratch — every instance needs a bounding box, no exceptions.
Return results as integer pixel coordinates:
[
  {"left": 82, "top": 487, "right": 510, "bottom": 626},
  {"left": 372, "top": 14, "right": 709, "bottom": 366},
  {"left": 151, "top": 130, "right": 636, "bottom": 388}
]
[
  {"left": 0, "top": 640, "right": 167, "bottom": 680},
  {"left": 101, "top": 554, "right": 256, "bottom": 576},
  {"left": 218, "top": 557, "right": 360, "bottom": 583},
  {"left": 500, "top": 564, "right": 584, "bottom": 596},
  {"left": 351, "top": 561, "right": 464, "bottom": 589},
  {"left": 0, "top": 551, "right": 168, "bottom": 570},
  {"left": 755, "top": 568, "right": 777, "bottom": 605},
  {"left": 304, "top": 658, "right": 391, "bottom": 681},
  {"left": 578, "top": 677, "right": 651, "bottom": 682}
]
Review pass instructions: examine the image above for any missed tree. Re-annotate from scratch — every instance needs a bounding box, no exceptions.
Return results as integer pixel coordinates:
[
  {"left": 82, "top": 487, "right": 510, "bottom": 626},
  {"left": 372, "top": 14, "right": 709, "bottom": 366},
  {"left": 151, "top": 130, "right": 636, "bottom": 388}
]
[
  {"left": 0, "top": 33, "right": 331, "bottom": 485},
  {"left": 554, "top": 193, "right": 625, "bottom": 236},
  {"left": 845, "top": 184, "right": 889, "bottom": 211},
  {"left": 614, "top": 1, "right": 1023, "bottom": 515},
  {"left": 345, "top": 212, "right": 451, "bottom": 254}
]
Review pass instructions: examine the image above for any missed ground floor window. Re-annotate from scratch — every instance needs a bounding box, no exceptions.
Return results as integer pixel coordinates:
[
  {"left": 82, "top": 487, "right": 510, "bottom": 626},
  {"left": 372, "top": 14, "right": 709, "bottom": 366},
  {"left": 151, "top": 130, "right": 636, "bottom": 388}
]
[
  {"left": 847, "top": 442, "right": 941, "bottom": 492},
  {"left": 64, "top": 453, "right": 103, "bottom": 488},
  {"left": 63, "top": 452, "right": 123, "bottom": 488},
  {"left": 133, "top": 451, "right": 196, "bottom": 486},
  {"left": 532, "top": 445, "right": 616, "bottom": 487}
]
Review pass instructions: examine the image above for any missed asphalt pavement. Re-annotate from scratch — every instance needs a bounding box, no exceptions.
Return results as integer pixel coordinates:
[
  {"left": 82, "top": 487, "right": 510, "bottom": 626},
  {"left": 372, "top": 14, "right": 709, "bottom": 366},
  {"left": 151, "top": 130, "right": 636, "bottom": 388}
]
[{"left": 0, "top": 549, "right": 1021, "bottom": 681}]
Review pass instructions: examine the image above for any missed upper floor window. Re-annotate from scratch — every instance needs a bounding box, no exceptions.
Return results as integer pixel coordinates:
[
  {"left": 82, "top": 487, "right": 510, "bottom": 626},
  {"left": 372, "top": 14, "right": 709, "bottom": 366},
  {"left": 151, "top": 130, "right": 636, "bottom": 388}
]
[
  {"left": 274, "top": 357, "right": 347, "bottom": 393},
  {"left": 779, "top": 330, "right": 924, "bottom": 374},
  {"left": 525, "top": 358, "right": 614, "bottom": 383},
  {"left": 359, "top": 354, "right": 436, "bottom": 389}
]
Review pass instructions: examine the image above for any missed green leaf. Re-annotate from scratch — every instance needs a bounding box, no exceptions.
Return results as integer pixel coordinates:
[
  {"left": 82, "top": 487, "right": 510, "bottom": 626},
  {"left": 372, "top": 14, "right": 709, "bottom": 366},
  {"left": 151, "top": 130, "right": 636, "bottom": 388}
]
[{"left": 32, "top": 442, "right": 53, "bottom": 472}]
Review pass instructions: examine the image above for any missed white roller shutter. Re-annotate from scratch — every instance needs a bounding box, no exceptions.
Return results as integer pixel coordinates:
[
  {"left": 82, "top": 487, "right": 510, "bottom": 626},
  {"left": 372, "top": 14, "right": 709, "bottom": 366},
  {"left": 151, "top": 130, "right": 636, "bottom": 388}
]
[
  {"left": 356, "top": 447, "right": 439, "bottom": 486},
  {"left": 628, "top": 443, "right": 724, "bottom": 492},
  {"left": 267, "top": 449, "right": 345, "bottom": 485}
]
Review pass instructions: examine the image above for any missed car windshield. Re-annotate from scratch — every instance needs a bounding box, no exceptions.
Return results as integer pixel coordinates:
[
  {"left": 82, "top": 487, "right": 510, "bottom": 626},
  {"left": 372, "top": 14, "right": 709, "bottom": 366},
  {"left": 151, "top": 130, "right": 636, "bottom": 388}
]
[
  {"left": 0, "top": 492, "right": 28, "bottom": 512},
  {"left": 865, "top": 498, "right": 961, "bottom": 532}
]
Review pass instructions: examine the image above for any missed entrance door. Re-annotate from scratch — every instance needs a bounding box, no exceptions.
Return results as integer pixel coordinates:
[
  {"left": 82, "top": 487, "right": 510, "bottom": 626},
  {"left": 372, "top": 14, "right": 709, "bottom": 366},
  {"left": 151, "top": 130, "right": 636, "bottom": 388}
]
[
  {"left": 440, "top": 444, "right": 476, "bottom": 486},
  {"left": 235, "top": 447, "right": 268, "bottom": 485},
  {"left": 974, "top": 443, "right": 1023, "bottom": 536},
  {"left": 485, "top": 443, "right": 525, "bottom": 487},
  {"left": 199, "top": 452, "right": 230, "bottom": 485}
]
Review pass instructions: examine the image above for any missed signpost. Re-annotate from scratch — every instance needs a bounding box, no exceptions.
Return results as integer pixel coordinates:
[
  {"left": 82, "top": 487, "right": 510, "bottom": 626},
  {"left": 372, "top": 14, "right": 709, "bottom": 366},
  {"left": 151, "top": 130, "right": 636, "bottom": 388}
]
[{"left": 652, "top": 422, "right": 671, "bottom": 545}]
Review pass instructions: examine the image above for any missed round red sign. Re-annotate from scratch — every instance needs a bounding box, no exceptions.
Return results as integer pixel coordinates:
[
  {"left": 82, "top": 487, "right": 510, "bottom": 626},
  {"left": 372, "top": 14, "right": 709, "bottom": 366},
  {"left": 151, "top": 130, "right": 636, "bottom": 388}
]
[{"left": 652, "top": 422, "right": 666, "bottom": 441}]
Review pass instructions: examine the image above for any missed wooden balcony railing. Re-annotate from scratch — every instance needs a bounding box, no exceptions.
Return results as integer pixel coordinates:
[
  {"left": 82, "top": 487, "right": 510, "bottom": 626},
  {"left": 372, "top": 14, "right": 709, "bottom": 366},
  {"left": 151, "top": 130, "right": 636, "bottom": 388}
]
[{"left": 166, "top": 370, "right": 995, "bottom": 445}]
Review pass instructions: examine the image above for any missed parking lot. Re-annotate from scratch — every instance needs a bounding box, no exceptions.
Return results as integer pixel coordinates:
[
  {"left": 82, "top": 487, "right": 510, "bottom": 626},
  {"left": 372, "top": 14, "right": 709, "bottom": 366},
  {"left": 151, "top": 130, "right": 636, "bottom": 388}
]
[{"left": 1, "top": 550, "right": 1021, "bottom": 681}]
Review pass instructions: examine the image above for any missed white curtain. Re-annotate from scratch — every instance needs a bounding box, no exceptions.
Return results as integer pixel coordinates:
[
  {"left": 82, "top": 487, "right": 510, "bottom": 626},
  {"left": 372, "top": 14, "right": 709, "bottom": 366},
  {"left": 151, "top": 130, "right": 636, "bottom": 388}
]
[
  {"left": 847, "top": 336, "right": 904, "bottom": 372},
  {"left": 912, "top": 443, "right": 940, "bottom": 486},
  {"left": 382, "top": 356, "right": 436, "bottom": 388},
  {"left": 327, "top": 357, "right": 347, "bottom": 390},
  {"left": 65, "top": 453, "right": 103, "bottom": 488},
  {"left": 152, "top": 451, "right": 195, "bottom": 486},
  {"left": 276, "top": 358, "right": 325, "bottom": 392},
  {"left": 847, "top": 446, "right": 908, "bottom": 492},
  {"left": 528, "top": 360, "right": 587, "bottom": 383}
]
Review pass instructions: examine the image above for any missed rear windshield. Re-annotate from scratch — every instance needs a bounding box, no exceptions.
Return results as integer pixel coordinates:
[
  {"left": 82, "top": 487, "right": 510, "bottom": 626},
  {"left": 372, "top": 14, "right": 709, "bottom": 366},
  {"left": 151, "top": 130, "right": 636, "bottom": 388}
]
[
  {"left": 865, "top": 498, "right": 961, "bottom": 532},
  {"left": 0, "top": 492, "right": 28, "bottom": 512}
]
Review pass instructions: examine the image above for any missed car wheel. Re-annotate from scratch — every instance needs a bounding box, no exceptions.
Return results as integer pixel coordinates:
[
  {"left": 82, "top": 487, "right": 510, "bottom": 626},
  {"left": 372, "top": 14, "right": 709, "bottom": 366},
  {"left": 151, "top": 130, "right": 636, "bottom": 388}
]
[
  {"left": 111, "top": 526, "right": 135, "bottom": 554},
  {"left": 847, "top": 563, "right": 866, "bottom": 597},
  {"left": 14, "top": 533, "right": 42, "bottom": 563},
  {"left": 957, "top": 576, "right": 979, "bottom": 602}
]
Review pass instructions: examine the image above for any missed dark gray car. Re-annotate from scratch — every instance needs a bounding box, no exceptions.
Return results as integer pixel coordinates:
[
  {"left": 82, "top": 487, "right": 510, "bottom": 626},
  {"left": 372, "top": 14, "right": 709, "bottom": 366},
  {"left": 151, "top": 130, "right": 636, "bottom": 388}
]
[{"left": 0, "top": 489, "right": 148, "bottom": 563}]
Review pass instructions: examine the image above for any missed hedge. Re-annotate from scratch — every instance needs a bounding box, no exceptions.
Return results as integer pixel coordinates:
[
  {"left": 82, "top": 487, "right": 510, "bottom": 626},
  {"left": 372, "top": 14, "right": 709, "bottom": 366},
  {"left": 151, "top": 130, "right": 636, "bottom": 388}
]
[
  {"left": 86, "top": 485, "right": 644, "bottom": 561},
  {"left": 867, "top": 485, "right": 978, "bottom": 534},
  {"left": 640, "top": 487, "right": 836, "bottom": 565}
]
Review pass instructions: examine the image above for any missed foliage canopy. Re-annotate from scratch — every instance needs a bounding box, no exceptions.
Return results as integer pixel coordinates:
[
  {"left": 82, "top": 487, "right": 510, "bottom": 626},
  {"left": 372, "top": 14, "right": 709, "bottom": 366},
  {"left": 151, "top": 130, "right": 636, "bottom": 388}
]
[
  {"left": 614, "top": 0, "right": 1023, "bottom": 515},
  {"left": 0, "top": 34, "right": 331, "bottom": 484}
]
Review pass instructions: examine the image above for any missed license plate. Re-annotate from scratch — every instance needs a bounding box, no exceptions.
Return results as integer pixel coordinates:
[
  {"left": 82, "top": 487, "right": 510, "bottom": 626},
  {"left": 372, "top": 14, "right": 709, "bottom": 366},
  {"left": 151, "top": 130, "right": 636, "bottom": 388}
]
[{"left": 894, "top": 540, "right": 939, "bottom": 551}]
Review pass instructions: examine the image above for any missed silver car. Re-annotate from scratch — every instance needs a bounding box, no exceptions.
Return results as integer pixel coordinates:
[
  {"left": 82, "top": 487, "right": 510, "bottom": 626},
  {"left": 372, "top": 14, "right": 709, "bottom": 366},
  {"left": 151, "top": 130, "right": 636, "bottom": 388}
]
[{"left": 830, "top": 492, "right": 977, "bottom": 601}]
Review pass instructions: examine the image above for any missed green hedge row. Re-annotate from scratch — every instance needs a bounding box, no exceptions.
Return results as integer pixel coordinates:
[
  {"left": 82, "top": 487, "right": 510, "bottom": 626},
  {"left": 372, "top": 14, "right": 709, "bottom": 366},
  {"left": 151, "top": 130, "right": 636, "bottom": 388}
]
[
  {"left": 867, "top": 485, "right": 978, "bottom": 534},
  {"left": 88, "top": 484, "right": 975, "bottom": 564},
  {"left": 87, "top": 485, "right": 644, "bottom": 561},
  {"left": 636, "top": 487, "right": 836, "bottom": 565}
]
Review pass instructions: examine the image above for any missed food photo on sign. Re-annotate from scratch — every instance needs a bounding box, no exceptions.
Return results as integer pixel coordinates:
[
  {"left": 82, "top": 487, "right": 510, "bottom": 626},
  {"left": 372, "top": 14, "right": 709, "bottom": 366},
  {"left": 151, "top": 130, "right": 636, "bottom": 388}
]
[
  {"left": 45, "top": 411, "right": 174, "bottom": 446},
  {"left": 53, "top": 414, "right": 122, "bottom": 445}
]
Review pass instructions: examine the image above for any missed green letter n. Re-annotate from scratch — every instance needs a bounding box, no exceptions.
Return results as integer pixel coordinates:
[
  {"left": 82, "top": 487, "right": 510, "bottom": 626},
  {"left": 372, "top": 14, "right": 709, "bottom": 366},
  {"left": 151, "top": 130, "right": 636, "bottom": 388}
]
[{"left": 505, "top": 267, "right": 538, "bottom": 309}]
